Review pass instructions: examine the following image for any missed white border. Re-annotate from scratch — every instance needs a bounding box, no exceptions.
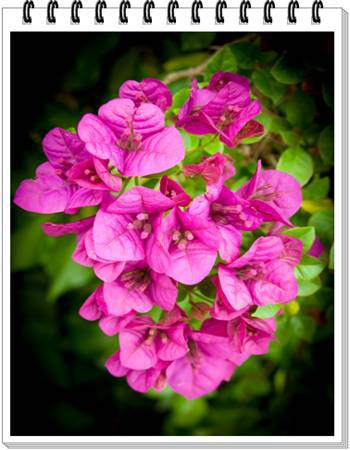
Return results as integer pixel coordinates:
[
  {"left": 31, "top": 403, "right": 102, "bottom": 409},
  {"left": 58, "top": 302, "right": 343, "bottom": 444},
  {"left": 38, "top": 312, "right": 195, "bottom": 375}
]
[{"left": 0, "top": 1, "right": 348, "bottom": 448}]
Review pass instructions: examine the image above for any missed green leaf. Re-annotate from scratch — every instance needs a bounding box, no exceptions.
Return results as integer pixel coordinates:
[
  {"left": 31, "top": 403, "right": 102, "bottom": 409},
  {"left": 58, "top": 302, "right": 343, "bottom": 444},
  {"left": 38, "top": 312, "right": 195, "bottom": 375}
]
[
  {"left": 283, "top": 226, "right": 315, "bottom": 253},
  {"left": 204, "top": 46, "right": 237, "bottom": 81},
  {"left": 164, "top": 52, "right": 209, "bottom": 72},
  {"left": 12, "top": 214, "right": 54, "bottom": 272},
  {"left": 230, "top": 41, "right": 277, "bottom": 70},
  {"left": 171, "top": 396, "right": 208, "bottom": 427},
  {"left": 269, "top": 114, "right": 290, "bottom": 133},
  {"left": 271, "top": 55, "right": 305, "bottom": 85},
  {"left": 201, "top": 136, "right": 224, "bottom": 154},
  {"left": 252, "top": 304, "right": 280, "bottom": 319},
  {"left": 297, "top": 277, "right": 321, "bottom": 297},
  {"left": 303, "top": 177, "right": 330, "bottom": 201},
  {"left": 290, "top": 316, "right": 316, "bottom": 342},
  {"left": 280, "top": 130, "right": 300, "bottom": 147},
  {"left": 308, "top": 210, "right": 334, "bottom": 244},
  {"left": 318, "top": 125, "right": 334, "bottom": 166},
  {"left": 284, "top": 92, "right": 316, "bottom": 128},
  {"left": 295, "top": 256, "right": 325, "bottom": 281},
  {"left": 277, "top": 146, "right": 314, "bottom": 186},
  {"left": 181, "top": 32, "right": 216, "bottom": 51},
  {"left": 252, "top": 68, "right": 286, "bottom": 104},
  {"left": 171, "top": 88, "right": 190, "bottom": 111},
  {"left": 44, "top": 237, "right": 94, "bottom": 301}
]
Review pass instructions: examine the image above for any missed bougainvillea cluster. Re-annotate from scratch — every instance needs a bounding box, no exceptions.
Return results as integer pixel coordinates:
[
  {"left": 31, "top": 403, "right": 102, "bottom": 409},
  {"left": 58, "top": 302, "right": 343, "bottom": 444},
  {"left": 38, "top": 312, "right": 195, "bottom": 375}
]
[{"left": 14, "top": 72, "right": 306, "bottom": 400}]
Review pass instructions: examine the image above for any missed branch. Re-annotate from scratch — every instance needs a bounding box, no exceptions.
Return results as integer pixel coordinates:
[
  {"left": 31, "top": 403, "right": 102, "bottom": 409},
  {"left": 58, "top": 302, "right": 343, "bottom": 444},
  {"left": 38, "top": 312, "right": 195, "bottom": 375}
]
[
  {"left": 163, "top": 59, "right": 209, "bottom": 85},
  {"left": 163, "top": 33, "right": 258, "bottom": 85}
]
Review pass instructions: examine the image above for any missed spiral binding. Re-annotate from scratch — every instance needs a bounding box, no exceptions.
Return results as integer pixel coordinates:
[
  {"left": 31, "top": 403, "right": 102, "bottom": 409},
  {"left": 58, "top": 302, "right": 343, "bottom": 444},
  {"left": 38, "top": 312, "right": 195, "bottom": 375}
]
[
  {"left": 144, "top": 0, "right": 155, "bottom": 23},
  {"left": 264, "top": 0, "right": 275, "bottom": 23},
  {"left": 287, "top": 0, "right": 299, "bottom": 23},
  {"left": 215, "top": 0, "right": 227, "bottom": 23},
  {"left": 71, "top": 0, "right": 82, "bottom": 23},
  {"left": 47, "top": 0, "right": 58, "bottom": 23},
  {"left": 191, "top": 0, "right": 203, "bottom": 24},
  {"left": 167, "top": 0, "right": 179, "bottom": 23},
  {"left": 22, "top": 0, "right": 324, "bottom": 26},
  {"left": 119, "top": 0, "right": 131, "bottom": 23},
  {"left": 23, "top": 0, "right": 34, "bottom": 23},
  {"left": 239, "top": 0, "right": 251, "bottom": 23},
  {"left": 95, "top": 0, "right": 106, "bottom": 23},
  {"left": 312, "top": 0, "right": 323, "bottom": 23}
]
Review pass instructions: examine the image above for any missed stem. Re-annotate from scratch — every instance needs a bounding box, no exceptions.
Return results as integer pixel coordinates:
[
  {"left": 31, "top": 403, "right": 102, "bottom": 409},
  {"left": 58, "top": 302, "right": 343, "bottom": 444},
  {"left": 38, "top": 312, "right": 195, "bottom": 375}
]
[
  {"left": 117, "top": 177, "right": 132, "bottom": 197},
  {"left": 192, "top": 291, "right": 213, "bottom": 303}
]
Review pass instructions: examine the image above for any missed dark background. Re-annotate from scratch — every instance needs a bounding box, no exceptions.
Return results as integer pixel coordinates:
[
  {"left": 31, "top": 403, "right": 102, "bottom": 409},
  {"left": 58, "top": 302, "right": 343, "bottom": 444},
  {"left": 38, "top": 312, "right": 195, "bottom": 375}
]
[{"left": 11, "top": 32, "right": 334, "bottom": 436}]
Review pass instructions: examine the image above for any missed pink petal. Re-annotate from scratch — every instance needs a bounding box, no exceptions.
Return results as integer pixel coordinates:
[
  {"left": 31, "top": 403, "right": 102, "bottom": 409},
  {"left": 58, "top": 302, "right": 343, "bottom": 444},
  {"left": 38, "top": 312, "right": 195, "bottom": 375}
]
[
  {"left": 119, "top": 327, "right": 158, "bottom": 370},
  {"left": 149, "top": 272, "right": 177, "bottom": 311},
  {"left": 14, "top": 163, "right": 72, "bottom": 214},
  {"left": 250, "top": 260, "right": 298, "bottom": 305},
  {"left": 66, "top": 188, "right": 103, "bottom": 209},
  {"left": 167, "top": 240, "right": 218, "bottom": 285},
  {"left": 42, "top": 127, "right": 87, "bottom": 169},
  {"left": 42, "top": 216, "right": 94, "bottom": 236},
  {"left": 105, "top": 351, "right": 129, "bottom": 377},
  {"left": 103, "top": 281, "right": 153, "bottom": 316},
  {"left": 99, "top": 312, "right": 134, "bottom": 336},
  {"left": 121, "top": 126, "right": 185, "bottom": 177},
  {"left": 77, "top": 113, "right": 117, "bottom": 160},
  {"left": 107, "top": 186, "right": 174, "bottom": 215},
  {"left": 216, "top": 223, "right": 242, "bottom": 263},
  {"left": 218, "top": 265, "right": 252, "bottom": 310},
  {"left": 156, "top": 323, "right": 188, "bottom": 361},
  {"left": 79, "top": 286, "right": 104, "bottom": 321},
  {"left": 229, "top": 236, "right": 285, "bottom": 269},
  {"left": 119, "top": 78, "right": 172, "bottom": 112},
  {"left": 93, "top": 209, "right": 144, "bottom": 262}
]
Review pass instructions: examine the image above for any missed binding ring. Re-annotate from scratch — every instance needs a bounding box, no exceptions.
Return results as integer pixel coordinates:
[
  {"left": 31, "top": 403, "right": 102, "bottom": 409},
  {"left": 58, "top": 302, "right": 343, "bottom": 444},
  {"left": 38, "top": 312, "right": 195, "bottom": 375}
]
[
  {"left": 191, "top": 0, "right": 203, "bottom": 24},
  {"left": 312, "top": 0, "right": 323, "bottom": 23},
  {"left": 167, "top": 0, "right": 179, "bottom": 23},
  {"left": 287, "top": 0, "right": 299, "bottom": 23},
  {"left": 71, "top": 0, "right": 82, "bottom": 23},
  {"left": 143, "top": 0, "right": 155, "bottom": 24},
  {"left": 119, "top": 0, "right": 131, "bottom": 23},
  {"left": 23, "top": 0, "right": 34, "bottom": 23},
  {"left": 263, "top": 0, "right": 275, "bottom": 23},
  {"left": 215, "top": 0, "right": 227, "bottom": 24},
  {"left": 47, "top": 0, "right": 58, "bottom": 23},
  {"left": 239, "top": 0, "right": 251, "bottom": 24},
  {"left": 95, "top": 0, "right": 106, "bottom": 23}
]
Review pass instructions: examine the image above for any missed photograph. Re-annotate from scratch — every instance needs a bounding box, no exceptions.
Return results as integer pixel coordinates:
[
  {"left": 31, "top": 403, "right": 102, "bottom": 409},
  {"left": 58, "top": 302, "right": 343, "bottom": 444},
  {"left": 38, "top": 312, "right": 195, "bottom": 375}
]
[{"left": 11, "top": 30, "right": 334, "bottom": 437}]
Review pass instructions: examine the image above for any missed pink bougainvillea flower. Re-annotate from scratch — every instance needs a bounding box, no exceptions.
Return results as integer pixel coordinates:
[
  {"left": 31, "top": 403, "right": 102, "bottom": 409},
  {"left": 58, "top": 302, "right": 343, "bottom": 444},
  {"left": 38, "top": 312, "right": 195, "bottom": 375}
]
[
  {"left": 105, "top": 351, "right": 169, "bottom": 394},
  {"left": 237, "top": 160, "right": 302, "bottom": 226},
  {"left": 148, "top": 207, "right": 220, "bottom": 285},
  {"left": 103, "top": 260, "right": 178, "bottom": 316},
  {"left": 14, "top": 162, "right": 77, "bottom": 214},
  {"left": 93, "top": 186, "right": 174, "bottom": 263},
  {"left": 110, "top": 315, "right": 188, "bottom": 373},
  {"left": 77, "top": 99, "right": 184, "bottom": 177},
  {"left": 201, "top": 315, "right": 276, "bottom": 359},
  {"left": 166, "top": 326, "right": 235, "bottom": 399},
  {"left": 160, "top": 176, "right": 191, "bottom": 207},
  {"left": 183, "top": 152, "right": 235, "bottom": 197},
  {"left": 218, "top": 236, "right": 298, "bottom": 309},
  {"left": 308, "top": 237, "right": 325, "bottom": 258},
  {"left": 79, "top": 285, "right": 135, "bottom": 336},
  {"left": 119, "top": 78, "right": 172, "bottom": 112},
  {"left": 176, "top": 73, "right": 263, "bottom": 148},
  {"left": 211, "top": 275, "right": 249, "bottom": 320},
  {"left": 72, "top": 228, "right": 126, "bottom": 283},
  {"left": 42, "top": 216, "right": 95, "bottom": 237},
  {"left": 189, "top": 188, "right": 250, "bottom": 262},
  {"left": 14, "top": 128, "right": 121, "bottom": 213},
  {"left": 66, "top": 157, "right": 121, "bottom": 192}
]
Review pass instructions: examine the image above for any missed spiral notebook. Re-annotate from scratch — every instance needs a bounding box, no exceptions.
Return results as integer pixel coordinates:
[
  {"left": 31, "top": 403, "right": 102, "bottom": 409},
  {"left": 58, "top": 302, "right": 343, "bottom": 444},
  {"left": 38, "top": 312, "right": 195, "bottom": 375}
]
[{"left": 2, "top": 0, "right": 349, "bottom": 449}]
